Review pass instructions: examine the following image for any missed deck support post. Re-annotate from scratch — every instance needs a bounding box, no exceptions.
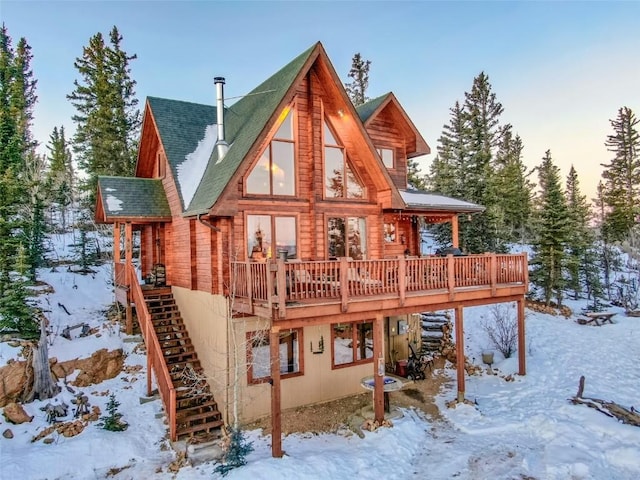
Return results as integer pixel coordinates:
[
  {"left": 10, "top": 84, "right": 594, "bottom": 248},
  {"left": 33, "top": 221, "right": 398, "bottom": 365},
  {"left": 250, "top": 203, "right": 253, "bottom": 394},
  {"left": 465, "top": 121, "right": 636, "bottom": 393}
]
[
  {"left": 124, "top": 222, "right": 133, "bottom": 335},
  {"left": 373, "top": 314, "right": 385, "bottom": 423},
  {"left": 113, "top": 223, "right": 121, "bottom": 264},
  {"left": 454, "top": 306, "right": 465, "bottom": 402},
  {"left": 270, "top": 325, "right": 283, "bottom": 458},
  {"left": 451, "top": 215, "right": 459, "bottom": 248},
  {"left": 517, "top": 297, "right": 526, "bottom": 375}
]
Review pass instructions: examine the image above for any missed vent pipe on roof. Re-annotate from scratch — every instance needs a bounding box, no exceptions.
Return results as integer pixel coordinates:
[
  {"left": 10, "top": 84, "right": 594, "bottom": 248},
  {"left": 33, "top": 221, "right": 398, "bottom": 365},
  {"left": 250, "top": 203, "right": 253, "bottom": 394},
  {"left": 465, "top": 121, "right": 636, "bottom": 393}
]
[{"left": 214, "top": 77, "right": 229, "bottom": 162}]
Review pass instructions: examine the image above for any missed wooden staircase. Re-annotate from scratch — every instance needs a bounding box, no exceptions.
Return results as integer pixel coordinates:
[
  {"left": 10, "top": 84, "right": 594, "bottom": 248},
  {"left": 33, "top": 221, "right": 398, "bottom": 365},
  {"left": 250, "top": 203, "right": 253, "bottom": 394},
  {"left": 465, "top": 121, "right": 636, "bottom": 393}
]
[
  {"left": 142, "top": 289, "right": 224, "bottom": 441},
  {"left": 420, "top": 311, "right": 452, "bottom": 356}
]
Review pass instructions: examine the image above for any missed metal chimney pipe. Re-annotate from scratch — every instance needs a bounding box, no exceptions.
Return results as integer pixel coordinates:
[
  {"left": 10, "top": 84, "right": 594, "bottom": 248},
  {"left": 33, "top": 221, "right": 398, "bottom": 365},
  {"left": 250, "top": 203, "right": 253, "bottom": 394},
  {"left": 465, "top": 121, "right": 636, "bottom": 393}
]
[{"left": 214, "top": 76, "right": 229, "bottom": 162}]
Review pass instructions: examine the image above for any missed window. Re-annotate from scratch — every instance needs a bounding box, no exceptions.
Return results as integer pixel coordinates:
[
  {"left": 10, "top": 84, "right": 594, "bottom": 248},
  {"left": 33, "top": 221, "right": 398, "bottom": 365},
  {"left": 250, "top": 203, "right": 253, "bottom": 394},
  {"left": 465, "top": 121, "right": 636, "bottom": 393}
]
[
  {"left": 247, "top": 214, "right": 297, "bottom": 260},
  {"left": 324, "top": 120, "right": 365, "bottom": 199},
  {"left": 327, "top": 217, "right": 366, "bottom": 260},
  {"left": 332, "top": 322, "right": 373, "bottom": 367},
  {"left": 157, "top": 152, "right": 166, "bottom": 178},
  {"left": 247, "top": 329, "right": 302, "bottom": 384},
  {"left": 384, "top": 222, "right": 397, "bottom": 243},
  {"left": 377, "top": 147, "right": 394, "bottom": 169},
  {"left": 246, "top": 107, "right": 295, "bottom": 196}
]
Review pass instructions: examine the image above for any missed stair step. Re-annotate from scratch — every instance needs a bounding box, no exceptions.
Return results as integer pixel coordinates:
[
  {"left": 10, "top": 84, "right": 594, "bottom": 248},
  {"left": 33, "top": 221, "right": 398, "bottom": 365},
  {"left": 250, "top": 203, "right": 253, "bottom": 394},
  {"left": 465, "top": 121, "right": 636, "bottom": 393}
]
[
  {"left": 165, "top": 352, "right": 197, "bottom": 365},
  {"left": 159, "top": 338, "right": 192, "bottom": 348},
  {"left": 176, "top": 419, "right": 224, "bottom": 438},
  {"left": 154, "top": 324, "right": 188, "bottom": 334},
  {"left": 152, "top": 316, "right": 184, "bottom": 326},
  {"left": 177, "top": 409, "right": 221, "bottom": 424},
  {"left": 175, "top": 402, "right": 219, "bottom": 418}
]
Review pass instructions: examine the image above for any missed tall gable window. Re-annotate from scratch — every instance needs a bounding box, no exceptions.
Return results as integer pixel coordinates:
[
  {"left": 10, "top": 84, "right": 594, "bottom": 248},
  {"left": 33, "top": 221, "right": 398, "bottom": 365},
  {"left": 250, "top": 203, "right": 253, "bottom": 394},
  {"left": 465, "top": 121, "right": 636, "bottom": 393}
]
[
  {"left": 246, "top": 107, "right": 295, "bottom": 196},
  {"left": 324, "top": 120, "right": 365, "bottom": 199},
  {"left": 327, "top": 216, "right": 366, "bottom": 260}
]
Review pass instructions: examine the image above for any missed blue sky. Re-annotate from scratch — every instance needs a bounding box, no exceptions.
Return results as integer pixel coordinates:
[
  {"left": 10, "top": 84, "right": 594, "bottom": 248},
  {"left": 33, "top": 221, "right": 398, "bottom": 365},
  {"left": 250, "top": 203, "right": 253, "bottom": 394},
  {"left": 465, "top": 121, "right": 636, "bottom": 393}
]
[{"left": 3, "top": 0, "right": 640, "bottom": 199}]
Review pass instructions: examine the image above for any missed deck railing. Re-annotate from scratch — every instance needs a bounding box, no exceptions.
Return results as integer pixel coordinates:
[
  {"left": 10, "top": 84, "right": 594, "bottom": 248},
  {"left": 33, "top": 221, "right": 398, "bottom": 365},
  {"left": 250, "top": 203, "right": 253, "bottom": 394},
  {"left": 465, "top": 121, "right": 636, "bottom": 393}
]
[
  {"left": 126, "top": 264, "right": 177, "bottom": 441},
  {"left": 231, "top": 253, "right": 528, "bottom": 314}
]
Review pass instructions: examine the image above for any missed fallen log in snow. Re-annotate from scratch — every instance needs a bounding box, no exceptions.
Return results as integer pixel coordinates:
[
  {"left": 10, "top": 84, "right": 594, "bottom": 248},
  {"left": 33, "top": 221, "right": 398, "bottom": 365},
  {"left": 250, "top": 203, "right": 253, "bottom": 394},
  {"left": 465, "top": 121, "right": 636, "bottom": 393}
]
[{"left": 570, "top": 376, "right": 640, "bottom": 427}]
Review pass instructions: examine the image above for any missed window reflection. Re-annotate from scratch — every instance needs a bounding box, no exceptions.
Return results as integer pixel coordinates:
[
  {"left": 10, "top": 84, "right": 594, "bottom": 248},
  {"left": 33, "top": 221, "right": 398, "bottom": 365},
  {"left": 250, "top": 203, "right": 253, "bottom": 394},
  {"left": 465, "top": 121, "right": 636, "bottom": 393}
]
[{"left": 327, "top": 216, "right": 366, "bottom": 260}]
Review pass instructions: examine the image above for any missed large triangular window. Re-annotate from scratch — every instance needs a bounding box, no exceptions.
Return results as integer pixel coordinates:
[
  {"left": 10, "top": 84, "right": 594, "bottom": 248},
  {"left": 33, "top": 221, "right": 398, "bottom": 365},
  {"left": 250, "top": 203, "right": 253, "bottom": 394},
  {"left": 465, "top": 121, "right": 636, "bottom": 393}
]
[
  {"left": 246, "top": 107, "right": 295, "bottom": 196},
  {"left": 323, "top": 120, "right": 365, "bottom": 199}
]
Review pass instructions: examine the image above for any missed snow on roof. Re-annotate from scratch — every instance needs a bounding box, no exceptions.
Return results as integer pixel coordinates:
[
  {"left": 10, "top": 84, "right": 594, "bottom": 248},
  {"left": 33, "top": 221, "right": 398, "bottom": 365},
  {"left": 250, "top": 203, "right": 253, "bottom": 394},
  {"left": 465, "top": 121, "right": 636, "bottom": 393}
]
[
  {"left": 105, "top": 194, "right": 123, "bottom": 212},
  {"left": 177, "top": 123, "right": 217, "bottom": 209},
  {"left": 400, "top": 190, "right": 484, "bottom": 212}
]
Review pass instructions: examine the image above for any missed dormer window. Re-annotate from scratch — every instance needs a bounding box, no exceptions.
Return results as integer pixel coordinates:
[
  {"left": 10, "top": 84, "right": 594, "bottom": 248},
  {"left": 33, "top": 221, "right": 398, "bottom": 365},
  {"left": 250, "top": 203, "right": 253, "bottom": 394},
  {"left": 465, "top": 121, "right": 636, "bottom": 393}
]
[
  {"left": 324, "top": 120, "right": 365, "bottom": 199},
  {"left": 246, "top": 107, "right": 296, "bottom": 196}
]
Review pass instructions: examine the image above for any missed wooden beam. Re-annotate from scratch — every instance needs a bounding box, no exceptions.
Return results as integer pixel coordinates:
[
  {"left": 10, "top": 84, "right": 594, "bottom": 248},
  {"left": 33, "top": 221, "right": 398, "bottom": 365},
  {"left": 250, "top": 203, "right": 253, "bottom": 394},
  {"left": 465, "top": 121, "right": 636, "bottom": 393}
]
[
  {"left": 270, "top": 326, "right": 283, "bottom": 458},
  {"left": 373, "top": 314, "right": 385, "bottom": 423},
  {"left": 113, "top": 223, "right": 121, "bottom": 263},
  {"left": 454, "top": 306, "right": 465, "bottom": 402},
  {"left": 124, "top": 222, "right": 133, "bottom": 335},
  {"left": 517, "top": 297, "right": 526, "bottom": 375},
  {"left": 451, "top": 215, "right": 459, "bottom": 248}
]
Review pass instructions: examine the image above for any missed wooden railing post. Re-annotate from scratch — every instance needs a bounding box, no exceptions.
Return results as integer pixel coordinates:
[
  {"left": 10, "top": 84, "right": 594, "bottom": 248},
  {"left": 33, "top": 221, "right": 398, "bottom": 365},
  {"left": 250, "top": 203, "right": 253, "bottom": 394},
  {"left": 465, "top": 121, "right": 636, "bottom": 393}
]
[
  {"left": 455, "top": 306, "right": 465, "bottom": 402},
  {"left": 244, "top": 260, "right": 252, "bottom": 304},
  {"left": 276, "top": 258, "right": 286, "bottom": 319},
  {"left": 398, "top": 255, "right": 406, "bottom": 306},
  {"left": 373, "top": 314, "right": 385, "bottom": 423},
  {"left": 447, "top": 255, "right": 455, "bottom": 301},
  {"left": 517, "top": 297, "right": 526, "bottom": 376},
  {"left": 490, "top": 253, "right": 497, "bottom": 295},
  {"left": 340, "top": 257, "right": 349, "bottom": 313}
]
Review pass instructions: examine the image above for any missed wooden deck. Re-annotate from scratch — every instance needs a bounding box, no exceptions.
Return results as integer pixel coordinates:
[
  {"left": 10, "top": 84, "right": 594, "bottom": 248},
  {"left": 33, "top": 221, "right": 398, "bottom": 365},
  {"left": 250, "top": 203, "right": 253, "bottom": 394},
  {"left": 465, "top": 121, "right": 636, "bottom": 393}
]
[{"left": 230, "top": 253, "right": 528, "bottom": 325}]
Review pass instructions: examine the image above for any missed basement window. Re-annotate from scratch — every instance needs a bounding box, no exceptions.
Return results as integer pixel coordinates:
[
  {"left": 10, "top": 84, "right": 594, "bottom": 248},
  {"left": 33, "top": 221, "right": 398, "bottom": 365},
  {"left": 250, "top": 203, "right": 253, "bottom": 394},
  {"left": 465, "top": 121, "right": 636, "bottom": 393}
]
[
  {"left": 247, "top": 329, "right": 303, "bottom": 384},
  {"left": 332, "top": 322, "right": 373, "bottom": 368}
]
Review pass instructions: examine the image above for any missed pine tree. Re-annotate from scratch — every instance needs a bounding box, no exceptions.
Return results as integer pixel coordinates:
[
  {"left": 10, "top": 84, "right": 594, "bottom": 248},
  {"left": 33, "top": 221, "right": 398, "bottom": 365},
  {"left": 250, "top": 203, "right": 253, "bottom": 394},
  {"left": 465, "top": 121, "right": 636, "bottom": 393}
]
[
  {"left": 492, "top": 125, "right": 534, "bottom": 243},
  {"left": 407, "top": 157, "right": 427, "bottom": 190},
  {"left": 601, "top": 106, "right": 640, "bottom": 242},
  {"left": 98, "top": 393, "right": 128, "bottom": 431},
  {"left": 68, "top": 26, "right": 140, "bottom": 208},
  {"left": 345, "top": 53, "right": 371, "bottom": 107},
  {"left": 565, "top": 165, "right": 598, "bottom": 300},
  {"left": 530, "top": 150, "right": 571, "bottom": 306},
  {"left": 22, "top": 150, "right": 48, "bottom": 279},
  {"left": 429, "top": 74, "right": 511, "bottom": 253},
  {"left": 45, "top": 126, "right": 75, "bottom": 231},
  {"left": 0, "top": 25, "right": 37, "bottom": 334}
]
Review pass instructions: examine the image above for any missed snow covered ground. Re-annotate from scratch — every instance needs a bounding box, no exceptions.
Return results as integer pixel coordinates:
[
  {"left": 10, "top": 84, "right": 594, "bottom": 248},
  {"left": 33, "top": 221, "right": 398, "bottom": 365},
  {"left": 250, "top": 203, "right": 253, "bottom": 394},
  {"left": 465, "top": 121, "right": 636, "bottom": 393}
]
[{"left": 2, "top": 237, "right": 640, "bottom": 479}]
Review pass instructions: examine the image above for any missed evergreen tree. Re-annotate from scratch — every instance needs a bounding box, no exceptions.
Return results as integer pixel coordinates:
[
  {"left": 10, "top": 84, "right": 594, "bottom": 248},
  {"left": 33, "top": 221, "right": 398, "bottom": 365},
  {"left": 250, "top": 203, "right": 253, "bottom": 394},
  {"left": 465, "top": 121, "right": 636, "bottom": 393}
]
[
  {"left": 530, "top": 150, "right": 571, "bottom": 306},
  {"left": 601, "top": 106, "right": 640, "bottom": 242},
  {"left": 22, "top": 150, "right": 48, "bottom": 279},
  {"left": 98, "top": 393, "right": 128, "bottom": 431},
  {"left": 0, "top": 25, "right": 37, "bottom": 334},
  {"left": 407, "top": 157, "right": 427, "bottom": 190},
  {"left": 565, "top": 165, "right": 598, "bottom": 300},
  {"left": 594, "top": 181, "right": 614, "bottom": 299},
  {"left": 492, "top": 124, "right": 534, "bottom": 243},
  {"left": 345, "top": 53, "right": 371, "bottom": 107},
  {"left": 68, "top": 26, "right": 139, "bottom": 207},
  {"left": 45, "top": 126, "right": 75, "bottom": 230},
  {"left": 429, "top": 74, "right": 511, "bottom": 253}
]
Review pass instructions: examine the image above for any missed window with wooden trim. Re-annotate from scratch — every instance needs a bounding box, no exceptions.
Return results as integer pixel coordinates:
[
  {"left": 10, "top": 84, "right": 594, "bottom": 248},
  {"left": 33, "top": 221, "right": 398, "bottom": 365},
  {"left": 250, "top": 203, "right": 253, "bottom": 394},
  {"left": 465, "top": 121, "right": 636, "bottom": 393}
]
[
  {"left": 383, "top": 222, "right": 397, "bottom": 243},
  {"left": 327, "top": 216, "right": 366, "bottom": 260},
  {"left": 247, "top": 329, "right": 302, "bottom": 384},
  {"left": 246, "top": 107, "right": 296, "bottom": 196},
  {"left": 332, "top": 322, "right": 373, "bottom": 367},
  {"left": 377, "top": 147, "right": 394, "bottom": 169},
  {"left": 247, "top": 214, "right": 297, "bottom": 260},
  {"left": 324, "top": 119, "right": 365, "bottom": 199}
]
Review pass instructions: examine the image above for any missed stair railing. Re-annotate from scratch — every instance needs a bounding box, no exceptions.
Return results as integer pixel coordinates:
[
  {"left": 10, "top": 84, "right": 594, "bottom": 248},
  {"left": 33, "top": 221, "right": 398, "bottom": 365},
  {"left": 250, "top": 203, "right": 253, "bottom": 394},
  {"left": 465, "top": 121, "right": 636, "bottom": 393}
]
[{"left": 127, "top": 264, "right": 177, "bottom": 441}]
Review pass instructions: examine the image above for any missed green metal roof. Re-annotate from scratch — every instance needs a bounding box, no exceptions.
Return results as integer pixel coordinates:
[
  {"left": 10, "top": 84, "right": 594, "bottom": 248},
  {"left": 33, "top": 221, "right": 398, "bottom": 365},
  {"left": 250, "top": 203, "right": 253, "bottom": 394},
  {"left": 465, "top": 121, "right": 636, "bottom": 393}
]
[
  {"left": 356, "top": 93, "right": 391, "bottom": 123},
  {"left": 97, "top": 176, "right": 171, "bottom": 219},
  {"left": 146, "top": 43, "right": 319, "bottom": 216},
  {"left": 183, "top": 43, "right": 318, "bottom": 215},
  {"left": 146, "top": 96, "right": 217, "bottom": 209}
]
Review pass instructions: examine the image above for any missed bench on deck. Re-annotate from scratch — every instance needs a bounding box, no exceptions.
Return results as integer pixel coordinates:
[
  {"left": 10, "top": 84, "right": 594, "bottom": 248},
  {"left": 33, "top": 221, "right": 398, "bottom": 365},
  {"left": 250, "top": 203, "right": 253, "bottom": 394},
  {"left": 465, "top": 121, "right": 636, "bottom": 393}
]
[{"left": 577, "top": 312, "right": 616, "bottom": 326}]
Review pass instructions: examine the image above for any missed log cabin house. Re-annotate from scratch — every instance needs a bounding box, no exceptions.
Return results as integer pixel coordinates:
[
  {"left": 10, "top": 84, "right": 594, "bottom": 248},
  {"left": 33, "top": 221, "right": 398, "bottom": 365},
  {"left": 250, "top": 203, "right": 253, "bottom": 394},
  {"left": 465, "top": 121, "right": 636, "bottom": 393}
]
[{"left": 95, "top": 42, "right": 528, "bottom": 454}]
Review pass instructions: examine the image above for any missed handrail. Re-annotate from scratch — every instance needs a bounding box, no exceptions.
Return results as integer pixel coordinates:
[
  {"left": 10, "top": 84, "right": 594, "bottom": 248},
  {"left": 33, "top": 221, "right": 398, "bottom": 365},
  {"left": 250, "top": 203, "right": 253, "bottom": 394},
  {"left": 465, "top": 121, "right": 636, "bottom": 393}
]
[
  {"left": 231, "top": 252, "right": 528, "bottom": 308},
  {"left": 126, "top": 264, "right": 177, "bottom": 441}
]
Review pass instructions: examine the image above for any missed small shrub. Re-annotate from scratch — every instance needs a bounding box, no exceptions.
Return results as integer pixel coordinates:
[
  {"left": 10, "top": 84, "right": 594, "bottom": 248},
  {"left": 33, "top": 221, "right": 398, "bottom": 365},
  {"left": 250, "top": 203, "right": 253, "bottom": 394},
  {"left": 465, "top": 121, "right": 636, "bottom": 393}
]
[
  {"left": 481, "top": 304, "right": 518, "bottom": 359},
  {"left": 214, "top": 427, "right": 254, "bottom": 477},
  {"left": 98, "top": 393, "right": 128, "bottom": 431}
]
